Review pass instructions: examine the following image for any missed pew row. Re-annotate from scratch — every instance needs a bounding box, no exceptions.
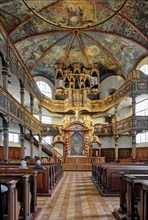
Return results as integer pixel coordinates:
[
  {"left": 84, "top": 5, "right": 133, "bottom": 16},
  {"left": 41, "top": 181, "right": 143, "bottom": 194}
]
[
  {"left": 113, "top": 174, "right": 148, "bottom": 220},
  {"left": 0, "top": 172, "right": 37, "bottom": 215},
  {"left": 0, "top": 174, "right": 32, "bottom": 220},
  {"left": 92, "top": 163, "right": 148, "bottom": 196},
  {"left": 137, "top": 180, "right": 148, "bottom": 220},
  {"left": 0, "top": 180, "right": 20, "bottom": 220},
  {"left": 0, "top": 163, "right": 63, "bottom": 196}
]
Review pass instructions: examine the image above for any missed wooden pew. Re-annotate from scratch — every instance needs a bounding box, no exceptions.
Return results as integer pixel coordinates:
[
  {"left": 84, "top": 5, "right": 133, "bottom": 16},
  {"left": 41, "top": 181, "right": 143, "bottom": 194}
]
[
  {"left": 92, "top": 162, "right": 145, "bottom": 188},
  {"left": 0, "top": 169, "right": 49, "bottom": 196},
  {"left": 0, "top": 172, "right": 37, "bottom": 214},
  {"left": 119, "top": 173, "right": 148, "bottom": 213},
  {"left": 102, "top": 165, "right": 148, "bottom": 195},
  {"left": 92, "top": 163, "right": 148, "bottom": 196},
  {"left": 125, "top": 175, "right": 148, "bottom": 220},
  {"left": 0, "top": 163, "right": 63, "bottom": 196},
  {"left": 0, "top": 174, "right": 32, "bottom": 220},
  {"left": 1, "top": 180, "right": 20, "bottom": 220},
  {"left": 137, "top": 180, "right": 148, "bottom": 220},
  {"left": 113, "top": 174, "right": 148, "bottom": 220}
]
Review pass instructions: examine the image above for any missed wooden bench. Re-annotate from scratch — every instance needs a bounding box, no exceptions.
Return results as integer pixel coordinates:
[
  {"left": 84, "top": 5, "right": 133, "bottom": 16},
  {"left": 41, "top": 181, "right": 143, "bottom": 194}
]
[
  {"left": 0, "top": 174, "right": 31, "bottom": 220},
  {"left": 0, "top": 164, "right": 63, "bottom": 196},
  {"left": 0, "top": 172, "right": 37, "bottom": 213},
  {"left": 0, "top": 180, "right": 20, "bottom": 220},
  {"left": 120, "top": 173, "right": 148, "bottom": 213},
  {"left": 125, "top": 175, "right": 148, "bottom": 220},
  {"left": 137, "top": 180, "right": 148, "bottom": 220},
  {"left": 113, "top": 174, "right": 148, "bottom": 220},
  {"left": 102, "top": 165, "right": 148, "bottom": 195},
  {"left": 92, "top": 163, "right": 148, "bottom": 196},
  {"left": 92, "top": 162, "right": 145, "bottom": 186}
]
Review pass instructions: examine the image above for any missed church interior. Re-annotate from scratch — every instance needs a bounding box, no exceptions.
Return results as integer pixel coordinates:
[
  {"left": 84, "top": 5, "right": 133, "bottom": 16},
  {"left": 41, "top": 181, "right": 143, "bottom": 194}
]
[{"left": 0, "top": 0, "right": 148, "bottom": 219}]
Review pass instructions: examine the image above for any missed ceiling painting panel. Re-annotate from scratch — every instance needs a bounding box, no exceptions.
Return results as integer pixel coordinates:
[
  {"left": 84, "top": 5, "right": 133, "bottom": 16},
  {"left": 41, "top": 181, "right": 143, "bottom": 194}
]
[
  {"left": 0, "top": 0, "right": 147, "bottom": 84},
  {"left": 83, "top": 32, "right": 148, "bottom": 74},
  {"left": 80, "top": 35, "right": 119, "bottom": 72},
  {"left": 120, "top": 0, "right": 148, "bottom": 37},
  {"left": 33, "top": 34, "right": 73, "bottom": 79},
  {"left": 94, "top": 17, "right": 147, "bottom": 48},
  {"left": 15, "top": 32, "right": 71, "bottom": 70},
  {"left": 66, "top": 36, "right": 88, "bottom": 66}
]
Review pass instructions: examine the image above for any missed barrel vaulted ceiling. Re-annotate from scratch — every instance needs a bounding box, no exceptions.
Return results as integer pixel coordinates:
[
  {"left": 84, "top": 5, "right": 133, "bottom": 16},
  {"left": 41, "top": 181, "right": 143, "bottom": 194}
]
[{"left": 0, "top": 0, "right": 147, "bottom": 84}]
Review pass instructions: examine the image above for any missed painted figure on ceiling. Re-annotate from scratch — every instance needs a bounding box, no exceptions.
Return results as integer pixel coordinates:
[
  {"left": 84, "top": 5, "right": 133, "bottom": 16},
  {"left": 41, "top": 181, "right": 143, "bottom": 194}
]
[{"left": 65, "top": 6, "right": 84, "bottom": 26}]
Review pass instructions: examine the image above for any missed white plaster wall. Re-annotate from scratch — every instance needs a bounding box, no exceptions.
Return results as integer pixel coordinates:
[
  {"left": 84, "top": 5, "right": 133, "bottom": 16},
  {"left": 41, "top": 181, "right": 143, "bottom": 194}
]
[
  {"left": 24, "top": 139, "right": 49, "bottom": 158},
  {"left": 118, "top": 107, "right": 132, "bottom": 121},
  {"left": 136, "top": 142, "right": 148, "bottom": 148},
  {"left": 118, "top": 136, "right": 131, "bottom": 148},
  {"left": 100, "top": 137, "right": 114, "bottom": 148},
  {"left": 99, "top": 136, "right": 132, "bottom": 149},
  {"left": 50, "top": 117, "right": 63, "bottom": 125},
  {"left": 100, "top": 75, "right": 125, "bottom": 99},
  {"left": 54, "top": 143, "right": 64, "bottom": 156},
  {"left": 92, "top": 117, "right": 105, "bottom": 124}
]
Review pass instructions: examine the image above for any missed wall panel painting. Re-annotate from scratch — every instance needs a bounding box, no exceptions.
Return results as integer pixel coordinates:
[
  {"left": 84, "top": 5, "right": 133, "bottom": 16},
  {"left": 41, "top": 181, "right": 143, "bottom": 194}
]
[{"left": 71, "top": 133, "right": 84, "bottom": 155}]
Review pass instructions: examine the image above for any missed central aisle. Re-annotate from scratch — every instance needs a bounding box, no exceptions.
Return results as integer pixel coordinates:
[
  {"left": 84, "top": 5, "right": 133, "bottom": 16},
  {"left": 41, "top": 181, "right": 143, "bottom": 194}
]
[{"left": 37, "top": 172, "right": 119, "bottom": 220}]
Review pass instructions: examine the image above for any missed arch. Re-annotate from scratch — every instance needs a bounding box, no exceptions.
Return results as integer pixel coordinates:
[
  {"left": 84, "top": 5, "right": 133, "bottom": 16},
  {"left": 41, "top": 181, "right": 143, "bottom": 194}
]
[
  {"left": 136, "top": 56, "right": 148, "bottom": 75},
  {"left": 34, "top": 76, "right": 54, "bottom": 98}
]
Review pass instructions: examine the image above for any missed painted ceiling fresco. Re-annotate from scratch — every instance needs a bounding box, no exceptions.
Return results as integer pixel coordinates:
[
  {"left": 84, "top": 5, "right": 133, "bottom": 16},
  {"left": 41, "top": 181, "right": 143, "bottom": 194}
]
[{"left": 0, "top": 0, "right": 147, "bottom": 84}]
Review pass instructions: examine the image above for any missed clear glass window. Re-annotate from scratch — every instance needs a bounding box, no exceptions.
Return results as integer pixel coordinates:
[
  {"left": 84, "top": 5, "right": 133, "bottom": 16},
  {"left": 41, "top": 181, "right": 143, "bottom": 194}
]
[
  {"left": 140, "top": 64, "right": 148, "bottom": 75},
  {"left": 36, "top": 81, "right": 52, "bottom": 98},
  {"left": 9, "top": 133, "right": 19, "bottom": 143}
]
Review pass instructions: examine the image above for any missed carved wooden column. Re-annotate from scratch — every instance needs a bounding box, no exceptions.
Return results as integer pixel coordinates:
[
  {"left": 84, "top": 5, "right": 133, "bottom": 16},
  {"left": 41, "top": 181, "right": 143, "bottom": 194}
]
[
  {"left": 19, "top": 124, "right": 25, "bottom": 159},
  {"left": 84, "top": 132, "right": 89, "bottom": 156},
  {"left": 30, "top": 94, "right": 34, "bottom": 115},
  {"left": 132, "top": 95, "right": 136, "bottom": 116},
  {"left": 20, "top": 80, "right": 25, "bottom": 106},
  {"left": 38, "top": 105, "right": 42, "bottom": 122},
  {"left": 0, "top": 56, "right": 3, "bottom": 86},
  {"left": 38, "top": 134, "right": 42, "bottom": 158},
  {"left": 132, "top": 95, "right": 137, "bottom": 162},
  {"left": 131, "top": 130, "right": 136, "bottom": 162},
  {"left": 83, "top": 89, "right": 87, "bottom": 103},
  {"left": 68, "top": 90, "right": 72, "bottom": 105},
  {"left": 2, "top": 117, "right": 9, "bottom": 162},
  {"left": 64, "top": 132, "right": 69, "bottom": 158},
  {"left": 114, "top": 104, "right": 119, "bottom": 162},
  {"left": 2, "top": 64, "right": 8, "bottom": 90},
  {"left": 30, "top": 131, "right": 34, "bottom": 159}
]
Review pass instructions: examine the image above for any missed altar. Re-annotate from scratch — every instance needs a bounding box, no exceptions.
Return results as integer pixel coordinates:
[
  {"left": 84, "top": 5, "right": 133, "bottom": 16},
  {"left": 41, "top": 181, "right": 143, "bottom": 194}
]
[
  {"left": 62, "top": 156, "right": 92, "bottom": 170},
  {"left": 54, "top": 120, "right": 104, "bottom": 170}
]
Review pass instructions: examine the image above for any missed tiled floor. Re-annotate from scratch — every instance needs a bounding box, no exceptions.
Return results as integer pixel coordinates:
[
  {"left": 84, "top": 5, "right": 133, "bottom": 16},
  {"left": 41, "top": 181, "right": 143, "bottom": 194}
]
[{"left": 37, "top": 172, "right": 119, "bottom": 220}]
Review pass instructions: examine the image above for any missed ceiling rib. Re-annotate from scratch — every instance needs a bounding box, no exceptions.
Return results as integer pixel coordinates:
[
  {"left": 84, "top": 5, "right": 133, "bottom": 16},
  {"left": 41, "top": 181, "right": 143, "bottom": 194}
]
[
  {"left": 81, "top": 32, "right": 123, "bottom": 75},
  {"left": 31, "top": 32, "right": 72, "bottom": 71},
  {"left": 77, "top": 31, "right": 89, "bottom": 66},
  {"left": 83, "top": 30, "right": 147, "bottom": 50},
  {"left": 9, "top": 0, "right": 63, "bottom": 37},
  {"left": 95, "top": 0, "right": 147, "bottom": 41},
  {"left": 63, "top": 31, "right": 75, "bottom": 66}
]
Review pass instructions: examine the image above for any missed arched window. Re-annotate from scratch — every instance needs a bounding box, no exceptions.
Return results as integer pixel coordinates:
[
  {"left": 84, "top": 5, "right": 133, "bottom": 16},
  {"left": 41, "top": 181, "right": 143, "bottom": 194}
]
[
  {"left": 36, "top": 81, "right": 52, "bottom": 98},
  {"left": 140, "top": 64, "right": 148, "bottom": 75}
]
